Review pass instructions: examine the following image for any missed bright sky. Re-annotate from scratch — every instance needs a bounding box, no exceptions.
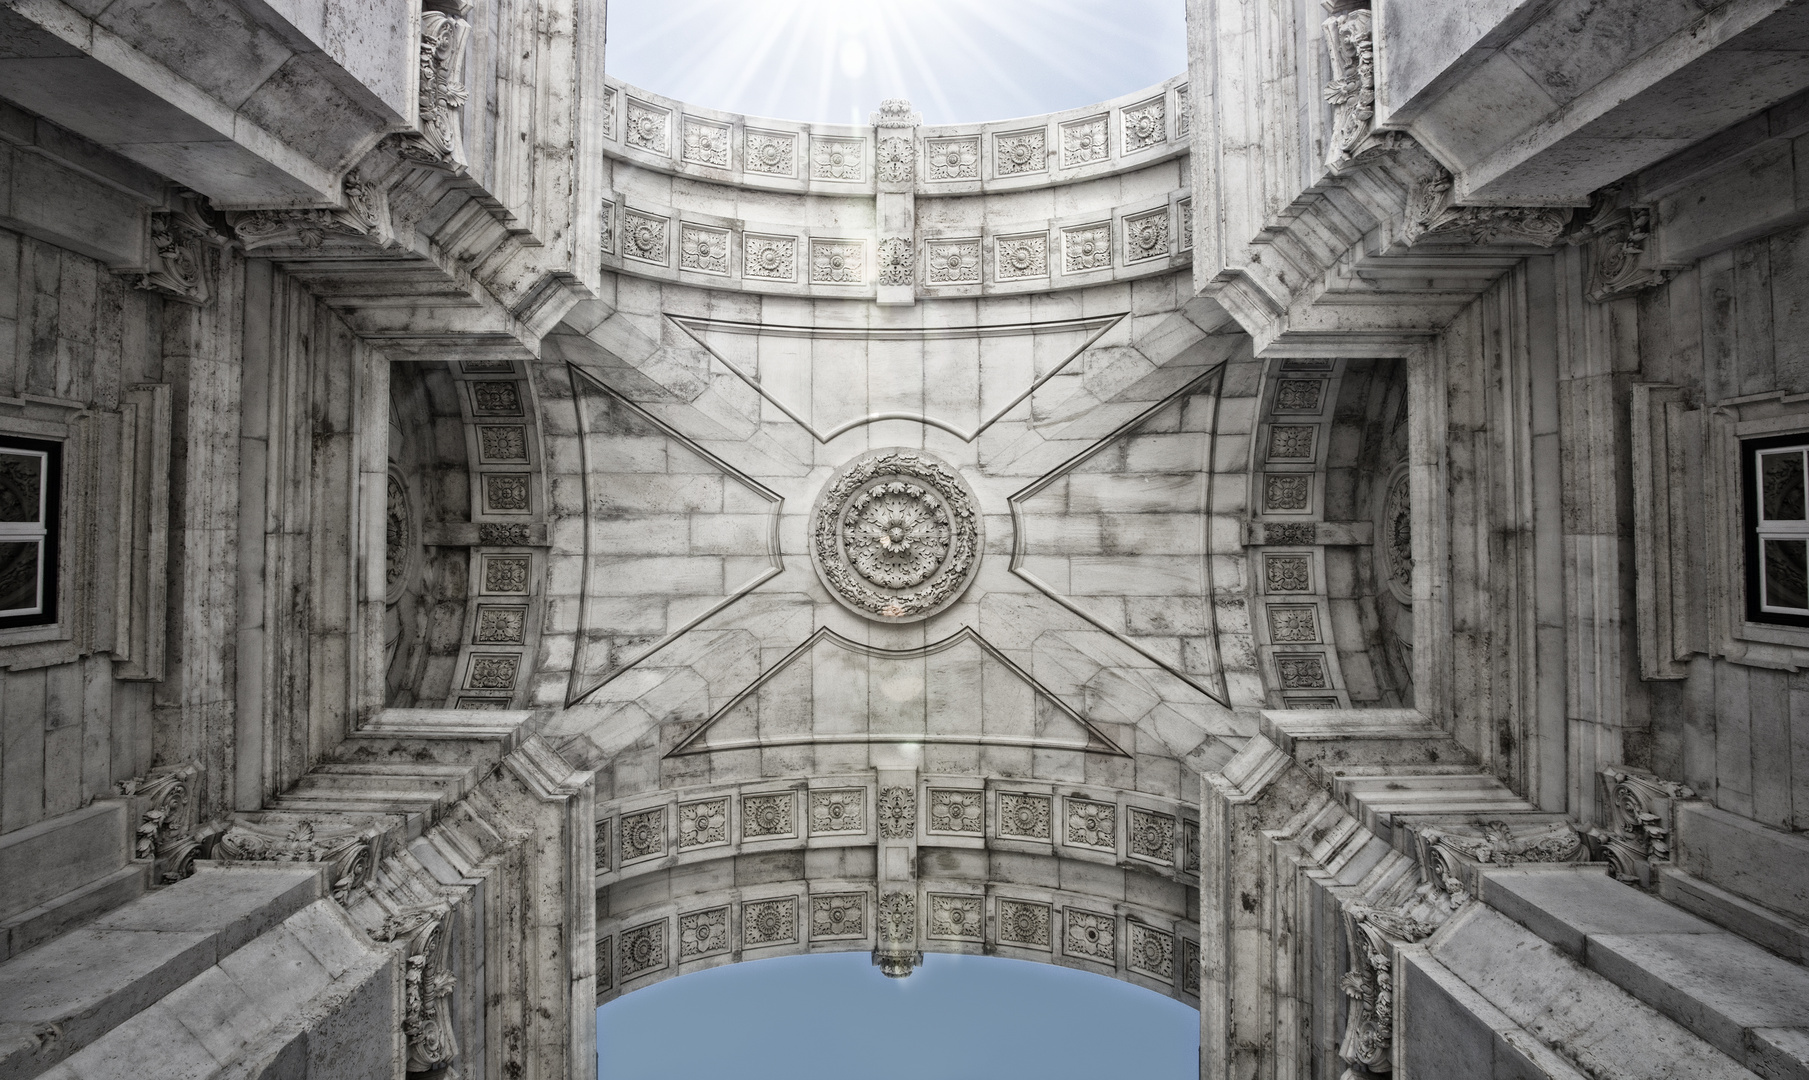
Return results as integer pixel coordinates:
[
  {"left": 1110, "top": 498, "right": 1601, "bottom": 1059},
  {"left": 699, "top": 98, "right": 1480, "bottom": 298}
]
[
  {"left": 604, "top": 0, "right": 1190, "bottom": 126},
  {"left": 597, "top": 951, "right": 1200, "bottom": 1080}
]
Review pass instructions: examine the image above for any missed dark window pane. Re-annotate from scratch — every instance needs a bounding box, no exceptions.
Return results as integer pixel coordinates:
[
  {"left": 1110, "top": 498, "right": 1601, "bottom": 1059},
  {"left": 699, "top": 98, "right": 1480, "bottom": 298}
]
[
  {"left": 0, "top": 453, "right": 41, "bottom": 524},
  {"left": 1764, "top": 539, "right": 1809, "bottom": 611},
  {"left": 1762, "top": 450, "right": 1808, "bottom": 521},
  {"left": 0, "top": 541, "right": 40, "bottom": 613}
]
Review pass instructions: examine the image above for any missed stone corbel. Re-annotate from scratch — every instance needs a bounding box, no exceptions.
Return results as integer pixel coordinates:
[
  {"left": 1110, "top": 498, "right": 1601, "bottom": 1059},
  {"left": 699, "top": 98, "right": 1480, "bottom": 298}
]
[
  {"left": 1588, "top": 766, "right": 1695, "bottom": 885},
  {"left": 392, "top": 0, "right": 473, "bottom": 172},
  {"left": 228, "top": 170, "right": 395, "bottom": 252},
  {"left": 1321, "top": 1, "right": 1408, "bottom": 173},
  {"left": 377, "top": 905, "right": 459, "bottom": 1074},
  {"left": 1338, "top": 875, "right": 1460, "bottom": 1075},
  {"left": 1402, "top": 164, "right": 1574, "bottom": 247},
  {"left": 1411, "top": 817, "right": 1586, "bottom": 902},
  {"left": 136, "top": 192, "right": 231, "bottom": 306},
  {"left": 1572, "top": 185, "right": 1677, "bottom": 302},
  {"left": 213, "top": 815, "right": 386, "bottom": 904},
  {"left": 115, "top": 762, "right": 204, "bottom": 884}
]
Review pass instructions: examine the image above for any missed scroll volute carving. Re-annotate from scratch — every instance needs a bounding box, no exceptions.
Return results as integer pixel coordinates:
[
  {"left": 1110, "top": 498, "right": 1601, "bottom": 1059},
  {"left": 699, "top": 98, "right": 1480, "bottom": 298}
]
[
  {"left": 396, "top": 0, "right": 474, "bottom": 172},
  {"left": 379, "top": 906, "right": 459, "bottom": 1074}
]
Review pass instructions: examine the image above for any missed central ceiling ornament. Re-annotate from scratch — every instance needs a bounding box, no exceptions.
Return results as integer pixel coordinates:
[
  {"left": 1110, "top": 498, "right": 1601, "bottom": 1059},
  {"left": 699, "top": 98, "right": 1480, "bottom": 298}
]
[{"left": 810, "top": 448, "right": 982, "bottom": 623}]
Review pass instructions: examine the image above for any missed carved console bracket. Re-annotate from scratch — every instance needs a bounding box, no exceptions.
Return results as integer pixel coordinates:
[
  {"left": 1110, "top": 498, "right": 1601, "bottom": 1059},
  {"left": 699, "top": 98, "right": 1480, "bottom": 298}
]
[
  {"left": 213, "top": 814, "right": 389, "bottom": 904},
  {"left": 116, "top": 762, "right": 205, "bottom": 884},
  {"left": 135, "top": 192, "right": 232, "bottom": 306},
  {"left": 391, "top": 0, "right": 474, "bottom": 173},
  {"left": 377, "top": 905, "right": 459, "bottom": 1073},
  {"left": 1402, "top": 165, "right": 1574, "bottom": 247},
  {"left": 1587, "top": 766, "right": 1696, "bottom": 886},
  {"left": 1322, "top": 1, "right": 1409, "bottom": 173},
  {"left": 1571, "top": 185, "right": 1678, "bottom": 302},
  {"left": 228, "top": 171, "right": 395, "bottom": 252}
]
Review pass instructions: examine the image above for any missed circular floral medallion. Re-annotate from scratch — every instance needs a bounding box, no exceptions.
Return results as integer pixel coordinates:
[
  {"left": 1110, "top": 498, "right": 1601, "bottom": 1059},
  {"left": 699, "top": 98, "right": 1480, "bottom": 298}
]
[{"left": 810, "top": 448, "right": 983, "bottom": 623}]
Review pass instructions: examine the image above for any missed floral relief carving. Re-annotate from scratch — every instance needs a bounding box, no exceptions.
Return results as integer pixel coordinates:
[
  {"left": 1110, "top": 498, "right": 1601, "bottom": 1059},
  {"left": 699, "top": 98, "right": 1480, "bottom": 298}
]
[
  {"left": 622, "top": 210, "right": 669, "bottom": 265},
  {"left": 743, "top": 897, "right": 798, "bottom": 946},
  {"left": 478, "top": 523, "right": 531, "bottom": 546},
  {"left": 879, "top": 892, "right": 915, "bottom": 943},
  {"left": 470, "top": 381, "right": 522, "bottom": 415},
  {"left": 741, "top": 792, "right": 795, "bottom": 839},
  {"left": 593, "top": 820, "right": 610, "bottom": 871},
  {"left": 1129, "top": 923, "right": 1175, "bottom": 982},
  {"left": 924, "top": 239, "right": 981, "bottom": 284},
  {"left": 1065, "top": 908, "right": 1115, "bottom": 962},
  {"left": 1267, "top": 605, "right": 1320, "bottom": 643},
  {"left": 378, "top": 907, "right": 459, "bottom": 1073},
  {"left": 1266, "top": 523, "right": 1316, "bottom": 546},
  {"left": 596, "top": 935, "right": 613, "bottom": 991},
  {"left": 1265, "top": 474, "right": 1311, "bottom": 512},
  {"left": 1179, "top": 198, "right": 1193, "bottom": 250},
  {"left": 1175, "top": 84, "right": 1191, "bottom": 138},
  {"left": 1060, "top": 115, "right": 1108, "bottom": 167},
  {"left": 996, "top": 233, "right": 1048, "bottom": 280},
  {"left": 810, "top": 893, "right": 865, "bottom": 939},
  {"left": 483, "top": 474, "right": 529, "bottom": 512},
  {"left": 877, "top": 786, "right": 916, "bottom": 838},
  {"left": 744, "top": 129, "right": 796, "bottom": 176},
  {"left": 1182, "top": 938, "right": 1201, "bottom": 995},
  {"left": 679, "top": 906, "right": 729, "bottom": 958},
  {"left": 465, "top": 655, "right": 518, "bottom": 690},
  {"left": 1124, "top": 208, "right": 1170, "bottom": 263},
  {"left": 1382, "top": 468, "right": 1413, "bottom": 605},
  {"left": 623, "top": 99, "right": 670, "bottom": 154},
  {"left": 474, "top": 606, "right": 526, "bottom": 644},
  {"left": 681, "top": 116, "right": 730, "bottom": 167},
  {"left": 679, "top": 223, "right": 730, "bottom": 275},
  {"left": 877, "top": 237, "right": 913, "bottom": 287},
  {"left": 385, "top": 471, "right": 412, "bottom": 603},
  {"left": 809, "top": 239, "right": 863, "bottom": 284},
  {"left": 619, "top": 920, "right": 667, "bottom": 980},
  {"left": 678, "top": 798, "right": 729, "bottom": 848},
  {"left": 1267, "top": 425, "right": 1316, "bottom": 460},
  {"left": 926, "top": 137, "right": 979, "bottom": 181},
  {"left": 1404, "top": 166, "right": 1572, "bottom": 247},
  {"left": 117, "top": 764, "right": 201, "bottom": 882},
  {"left": 811, "top": 136, "right": 864, "bottom": 181},
  {"left": 1276, "top": 655, "right": 1329, "bottom": 689},
  {"left": 603, "top": 87, "right": 615, "bottom": 138},
  {"left": 1062, "top": 223, "right": 1111, "bottom": 273},
  {"left": 620, "top": 807, "right": 665, "bottom": 862},
  {"left": 809, "top": 789, "right": 865, "bottom": 833},
  {"left": 998, "top": 792, "right": 1052, "bottom": 840},
  {"left": 998, "top": 899, "right": 1052, "bottom": 949},
  {"left": 1183, "top": 820, "right": 1200, "bottom": 875},
  {"left": 927, "top": 894, "right": 982, "bottom": 940},
  {"left": 927, "top": 789, "right": 982, "bottom": 834},
  {"left": 1323, "top": 7, "right": 1393, "bottom": 170},
  {"left": 138, "top": 196, "right": 225, "bottom": 305},
  {"left": 479, "top": 426, "right": 528, "bottom": 461},
  {"left": 877, "top": 136, "right": 914, "bottom": 183},
  {"left": 1066, "top": 797, "right": 1116, "bottom": 850},
  {"left": 482, "top": 555, "right": 530, "bottom": 593},
  {"left": 743, "top": 234, "right": 796, "bottom": 281},
  {"left": 1265, "top": 554, "right": 1312, "bottom": 593},
  {"left": 214, "top": 817, "right": 381, "bottom": 905},
  {"left": 1121, "top": 97, "right": 1166, "bottom": 153},
  {"left": 994, "top": 128, "right": 1046, "bottom": 176},
  {"left": 1274, "top": 379, "right": 1325, "bottom": 412},
  {"left": 810, "top": 449, "right": 981, "bottom": 622},
  {"left": 395, "top": 2, "right": 472, "bottom": 170},
  {"left": 1128, "top": 807, "right": 1176, "bottom": 863},
  {"left": 599, "top": 200, "right": 615, "bottom": 254}
]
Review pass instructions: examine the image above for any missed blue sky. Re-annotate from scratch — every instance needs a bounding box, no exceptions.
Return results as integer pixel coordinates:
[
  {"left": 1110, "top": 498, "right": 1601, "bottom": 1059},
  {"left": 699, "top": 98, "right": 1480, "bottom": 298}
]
[
  {"left": 604, "top": 0, "right": 1190, "bottom": 126},
  {"left": 597, "top": 951, "right": 1200, "bottom": 1079}
]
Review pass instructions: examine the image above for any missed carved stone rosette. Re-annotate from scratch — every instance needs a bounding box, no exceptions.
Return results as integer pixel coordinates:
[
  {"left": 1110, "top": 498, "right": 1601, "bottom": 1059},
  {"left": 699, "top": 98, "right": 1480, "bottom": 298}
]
[
  {"left": 214, "top": 816, "right": 385, "bottom": 904},
  {"left": 810, "top": 449, "right": 982, "bottom": 623},
  {"left": 378, "top": 906, "right": 459, "bottom": 1074}
]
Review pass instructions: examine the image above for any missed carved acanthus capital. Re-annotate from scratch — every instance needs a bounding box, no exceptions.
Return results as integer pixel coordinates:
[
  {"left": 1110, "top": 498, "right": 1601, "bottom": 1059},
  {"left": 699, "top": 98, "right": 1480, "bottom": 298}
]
[
  {"left": 116, "top": 762, "right": 204, "bottom": 883},
  {"left": 214, "top": 815, "right": 384, "bottom": 904},
  {"left": 229, "top": 171, "right": 394, "bottom": 252},
  {"left": 1403, "top": 166, "right": 1574, "bottom": 247},
  {"left": 393, "top": 0, "right": 473, "bottom": 171},
  {"left": 1573, "top": 187, "right": 1676, "bottom": 302},
  {"left": 377, "top": 906, "right": 459, "bottom": 1073},
  {"left": 1412, "top": 817, "right": 1585, "bottom": 902},
  {"left": 137, "top": 193, "right": 230, "bottom": 306}
]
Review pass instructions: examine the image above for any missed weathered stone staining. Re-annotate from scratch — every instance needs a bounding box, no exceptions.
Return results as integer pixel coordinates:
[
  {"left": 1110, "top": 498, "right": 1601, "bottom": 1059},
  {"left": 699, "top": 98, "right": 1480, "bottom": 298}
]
[{"left": 2, "top": 1, "right": 1809, "bottom": 1078}]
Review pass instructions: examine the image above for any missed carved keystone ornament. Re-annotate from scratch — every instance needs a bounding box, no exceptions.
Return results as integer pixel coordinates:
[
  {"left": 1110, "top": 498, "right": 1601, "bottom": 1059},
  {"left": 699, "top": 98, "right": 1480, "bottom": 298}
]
[{"left": 810, "top": 448, "right": 982, "bottom": 623}]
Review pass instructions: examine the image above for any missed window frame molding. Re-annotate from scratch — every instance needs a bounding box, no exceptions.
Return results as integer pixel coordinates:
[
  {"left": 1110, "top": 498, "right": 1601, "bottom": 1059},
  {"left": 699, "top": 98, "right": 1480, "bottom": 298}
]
[{"left": 0, "top": 433, "right": 62, "bottom": 629}]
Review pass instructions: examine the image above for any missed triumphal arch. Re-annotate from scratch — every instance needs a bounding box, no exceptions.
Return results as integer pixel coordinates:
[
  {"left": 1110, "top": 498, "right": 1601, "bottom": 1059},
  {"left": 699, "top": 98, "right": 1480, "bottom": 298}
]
[{"left": 1, "top": 1, "right": 1808, "bottom": 1078}]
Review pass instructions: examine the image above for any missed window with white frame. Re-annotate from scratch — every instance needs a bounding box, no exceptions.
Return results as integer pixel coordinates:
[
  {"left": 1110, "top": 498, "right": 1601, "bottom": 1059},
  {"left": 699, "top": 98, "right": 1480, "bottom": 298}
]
[
  {"left": 1744, "top": 433, "right": 1809, "bottom": 627},
  {"left": 0, "top": 436, "right": 59, "bottom": 628}
]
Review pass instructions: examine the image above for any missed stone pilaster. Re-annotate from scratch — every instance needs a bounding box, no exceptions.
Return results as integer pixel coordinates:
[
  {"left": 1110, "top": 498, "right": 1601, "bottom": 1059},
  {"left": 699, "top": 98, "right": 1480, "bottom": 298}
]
[
  {"left": 872, "top": 99, "right": 918, "bottom": 306},
  {"left": 873, "top": 764, "right": 920, "bottom": 975}
]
